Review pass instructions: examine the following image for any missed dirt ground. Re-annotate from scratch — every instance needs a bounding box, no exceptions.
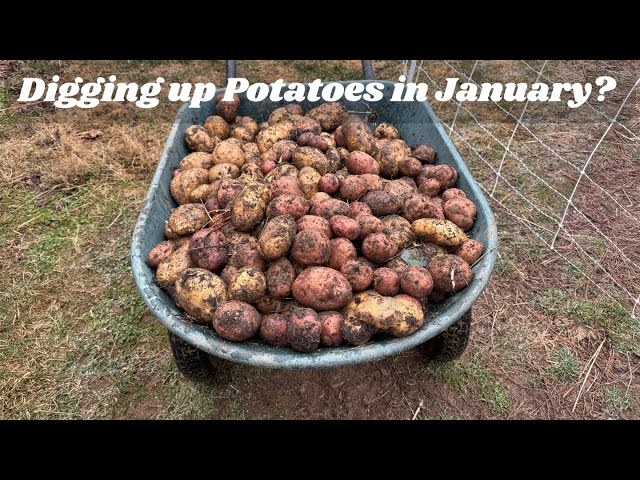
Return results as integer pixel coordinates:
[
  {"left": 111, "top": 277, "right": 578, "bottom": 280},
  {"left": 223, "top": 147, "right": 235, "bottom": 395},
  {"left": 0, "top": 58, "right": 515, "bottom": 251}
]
[{"left": 0, "top": 60, "right": 638, "bottom": 419}]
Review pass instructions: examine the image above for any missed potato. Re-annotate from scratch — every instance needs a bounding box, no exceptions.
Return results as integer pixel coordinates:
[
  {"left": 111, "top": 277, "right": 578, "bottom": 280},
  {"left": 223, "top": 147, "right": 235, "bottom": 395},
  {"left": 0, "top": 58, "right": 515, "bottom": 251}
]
[
  {"left": 429, "top": 290, "right": 449, "bottom": 303},
  {"left": 330, "top": 215, "right": 360, "bottom": 240},
  {"left": 297, "top": 215, "right": 333, "bottom": 239},
  {"left": 213, "top": 139, "right": 246, "bottom": 168},
  {"left": 343, "top": 290, "right": 424, "bottom": 337},
  {"left": 373, "top": 267, "right": 400, "bottom": 296},
  {"left": 362, "top": 190, "right": 401, "bottom": 216},
  {"left": 170, "top": 167, "right": 209, "bottom": 205},
  {"left": 229, "top": 242, "right": 266, "bottom": 272},
  {"left": 376, "top": 139, "right": 409, "bottom": 179},
  {"left": 220, "top": 265, "right": 239, "bottom": 285},
  {"left": 419, "top": 242, "right": 448, "bottom": 263},
  {"left": 243, "top": 142, "right": 261, "bottom": 163},
  {"left": 374, "top": 122, "right": 401, "bottom": 140},
  {"left": 185, "top": 125, "right": 216, "bottom": 153},
  {"left": 345, "top": 151, "right": 380, "bottom": 175},
  {"left": 292, "top": 267, "right": 353, "bottom": 311},
  {"left": 167, "top": 204, "right": 209, "bottom": 236},
  {"left": 318, "top": 173, "right": 340, "bottom": 194},
  {"left": 411, "top": 219, "right": 468, "bottom": 247},
  {"left": 384, "top": 178, "right": 417, "bottom": 207},
  {"left": 357, "top": 214, "right": 385, "bottom": 240},
  {"left": 270, "top": 175, "right": 303, "bottom": 198},
  {"left": 321, "top": 132, "right": 336, "bottom": 148},
  {"left": 385, "top": 257, "right": 410, "bottom": 276},
  {"left": 231, "top": 182, "right": 271, "bottom": 232},
  {"left": 261, "top": 139, "right": 298, "bottom": 165},
  {"left": 411, "top": 144, "right": 436, "bottom": 164},
  {"left": 381, "top": 215, "right": 414, "bottom": 250},
  {"left": 362, "top": 233, "right": 398, "bottom": 265},
  {"left": 286, "top": 308, "right": 321, "bottom": 352},
  {"left": 400, "top": 266, "right": 433, "bottom": 299},
  {"left": 266, "top": 257, "right": 296, "bottom": 299},
  {"left": 147, "top": 241, "right": 175, "bottom": 268},
  {"left": 298, "top": 166, "right": 322, "bottom": 200},
  {"left": 339, "top": 175, "right": 369, "bottom": 201},
  {"left": 350, "top": 201, "right": 372, "bottom": 218},
  {"left": 265, "top": 164, "right": 299, "bottom": 184},
  {"left": 265, "top": 193, "right": 310, "bottom": 221},
  {"left": 311, "top": 192, "right": 331, "bottom": 205},
  {"left": 456, "top": 239, "right": 484, "bottom": 265},
  {"left": 208, "top": 163, "right": 240, "bottom": 182},
  {"left": 291, "top": 230, "right": 330, "bottom": 266},
  {"left": 442, "top": 188, "right": 467, "bottom": 202},
  {"left": 324, "top": 146, "right": 343, "bottom": 173},
  {"left": 175, "top": 268, "right": 227, "bottom": 323},
  {"left": 215, "top": 92, "right": 240, "bottom": 123},
  {"left": 399, "top": 157, "right": 422, "bottom": 177},
  {"left": 268, "top": 107, "right": 292, "bottom": 126},
  {"left": 335, "top": 167, "right": 349, "bottom": 183},
  {"left": 341, "top": 259, "right": 374, "bottom": 292},
  {"left": 180, "top": 152, "right": 214, "bottom": 171},
  {"left": 164, "top": 222, "right": 179, "bottom": 240},
  {"left": 417, "top": 164, "right": 458, "bottom": 192},
  {"left": 217, "top": 179, "right": 245, "bottom": 208},
  {"left": 204, "top": 115, "right": 230, "bottom": 140},
  {"left": 298, "top": 132, "right": 329, "bottom": 151},
  {"left": 188, "top": 228, "right": 227, "bottom": 271},
  {"left": 310, "top": 198, "right": 350, "bottom": 220},
  {"left": 258, "top": 214, "right": 297, "bottom": 261},
  {"left": 418, "top": 178, "right": 441, "bottom": 196},
  {"left": 188, "top": 184, "right": 213, "bottom": 203},
  {"left": 306, "top": 102, "right": 348, "bottom": 131},
  {"left": 238, "top": 161, "right": 265, "bottom": 184},
  {"left": 257, "top": 120, "right": 296, "bottom": 153},
  {"left": 291, "top": 115, "right": 321, "bottom": 135},
  {"left": 403, "top": 194, "right": 445, "bottom": 223},
  {"left": 319, "top": 311, "right": 344, "bottom": 347},
  {"left": 444, "top": 197, "right": 477, "bottom": 231},
  {"left": 292, "top": 147, "right": 330, "bottom": 176},
  {"left": 231, "top": 117, "right": 258, "bottom": 142},
  {"left": 334, "top": 125, "right": 346, "bottom": 148},
  {"left": 341, "top": 316, "right": 377, "bottom": 346},
  {"left": 260, "top": 313, "right": 289, "bottom": 347},
  {"left": 156, "top": 245, "right": 194, "bottom": 292},
  {"left": 228, "top": 267, "right": 267, "bottom": 303},
  {"left": 427, "top": 254, "right": 472, "bottom": 293},
  {"left": 342, "top": 115, "right": 377, "bottom": 155},
  {"left": 213, "top": 301, "right": 261, "bottom": 342},
  {"left": 324, "top": 237, "right": 357, "bottom": 271}
]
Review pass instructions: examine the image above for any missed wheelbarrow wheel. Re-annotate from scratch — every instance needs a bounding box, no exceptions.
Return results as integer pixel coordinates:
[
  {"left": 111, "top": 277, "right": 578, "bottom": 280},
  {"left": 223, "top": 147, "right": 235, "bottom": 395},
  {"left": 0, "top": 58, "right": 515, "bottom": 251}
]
[
  {"left": 168, "top": 331, "right": 217, "bottom": 382},
  {"left": 423, "top": 309, "right": 472, "bottom": 361}
]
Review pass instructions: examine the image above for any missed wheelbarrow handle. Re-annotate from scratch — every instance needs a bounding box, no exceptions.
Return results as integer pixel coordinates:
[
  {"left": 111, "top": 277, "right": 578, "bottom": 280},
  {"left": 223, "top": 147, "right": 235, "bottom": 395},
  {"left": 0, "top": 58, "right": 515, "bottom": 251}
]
[{"left": 225, "top": 60, "right": 376, "bottom": 81}]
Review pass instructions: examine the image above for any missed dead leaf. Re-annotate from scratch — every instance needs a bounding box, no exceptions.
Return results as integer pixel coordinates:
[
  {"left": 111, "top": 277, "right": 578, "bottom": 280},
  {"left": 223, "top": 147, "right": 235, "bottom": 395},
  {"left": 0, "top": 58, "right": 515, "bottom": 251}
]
[{"left": 77, "top": 129, "right": 102, "bottom": 140}]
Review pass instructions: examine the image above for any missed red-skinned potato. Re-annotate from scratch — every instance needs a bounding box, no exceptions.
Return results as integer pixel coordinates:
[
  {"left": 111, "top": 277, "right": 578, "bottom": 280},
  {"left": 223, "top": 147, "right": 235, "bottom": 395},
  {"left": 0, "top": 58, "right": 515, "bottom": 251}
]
[
  {"left": 403, "top": 194, "right": 445, "bottom": 223},
  {"left": 399, "top": 157, "right": 422, "bottom": 177},
  {"left": 330, "top": 215, "right": 360, "bottom": 240},
  {"left": 443, "top": 197, "right": 477, "bottom": 231},
  {"left": 291, "top": 230, "right": 331, "bottom": 267},
  {"left": 260, "top": 313, "right": 289, "bottom": 347},
  {"left": 373, "top": 267, "right": 400, "bottom": 296},
  {"left": 270, "top": 176, "right": 303, "bottom": 198},
  {"left": 334, "top": 125, "right": 346, "bottom": 147},
  {"left": 419, "top": 178, "right": 441, "bottom": 196},
  {"left": 266, "top": 193, "right": 310, "bottom": 220},
  {"left": 339, "top": 175, "right": 369, "bottom": 201},
  {"left": 341, "top": 316, "right": 377, "bottom": 346},
  {"left": 217, "top": 179, "right": 245, "bottom": 208},
  {"left": 350, "top": 201, "right": 372, "bottom": 218},
  {"left": 189, "top": 228, "right": 227, "bottom": 271},
  {"left": 310, "top": 198, "right": 351, "bottom": 219},
  {"left": 228, "top": 242, "right": 266, "bottom": 272},
  {"left": 442, "top": 188, "right": 467, "bottom": 202},
  {"left": 213, "top": 301, "right": 261, "bottom": 342},
  {"left": 147, "top": 241, "right": 175, "bottom": 268},
  {"left": 345, "top": 151, "right": 380, "bottom": 175},
  {"left": 427, "top": 254, "right": 472, "bottom": 293},
  {"left": 328, "top": 237, "right": 357, "bottom": 271},
  {"left": 298, "top": 132, "right": 329, "bottom": 151},
  {"left": 266, "top": 257, "right": 296, "bottom": 299},
  {"left": 400, "top": 266, "right": 434, "bottom": 299},
  {"left": 385, "top": 257, "right": 410, "bottom": 276},
  {"left": 297, "top": 215, "right": 333, "bottom": 239},
  {"left": 362, "top": 190, "right": 401, "bottom": 216},
  {"left": 319, "top": 311, "right": 344, "bottom": 347},
  {"left": 292, "top": 267, "right": 353, "bottom": 311},
  {"left": 215, "top": 93, "right": 240, "bottom": 123},
  {"left": 318, "top": 173, "right": 340, "bottom": 194},
  {"left": 357, "top": 214, "right": 385, "bottom": 240},
  {"left": 456, "top": 239, "right": 484, "bottom": 265},
  {"left": 220, "top": 265, "right": 239, "bottom": 285},
  {"left": 411, "top": 144, "right": 436, "bottom": 164},
  {"left": 362, "top": 233, "right": 398, "bottom": 265},
  {"left": 341, "top": 259, "right": 374, "bottom": 292},
  {"left": 286, "top": 308, "right": 322, "bottom": 352},
  {"left": 417, "top": 164, "right": 458, "bottom": 192},
  {"left": 384, "top": 178, "right": 417, "bottom": 207}
]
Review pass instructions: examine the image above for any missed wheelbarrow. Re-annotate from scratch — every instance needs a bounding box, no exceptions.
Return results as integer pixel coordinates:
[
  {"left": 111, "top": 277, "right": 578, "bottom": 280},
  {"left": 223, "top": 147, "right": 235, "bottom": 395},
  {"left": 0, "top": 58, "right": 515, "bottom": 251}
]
[{"left": 130, "top": 60, "right": 498, "bottom": 381}]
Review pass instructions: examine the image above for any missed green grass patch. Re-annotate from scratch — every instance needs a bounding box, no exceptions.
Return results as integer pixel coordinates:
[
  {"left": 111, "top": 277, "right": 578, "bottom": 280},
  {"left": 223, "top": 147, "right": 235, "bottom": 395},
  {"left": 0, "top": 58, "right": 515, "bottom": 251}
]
[
  {"left": 548, "top": 347, "right": 579, "bottom": 382},
  {"left": 604, "top": 387, "right": 632, "bottom": 412}
]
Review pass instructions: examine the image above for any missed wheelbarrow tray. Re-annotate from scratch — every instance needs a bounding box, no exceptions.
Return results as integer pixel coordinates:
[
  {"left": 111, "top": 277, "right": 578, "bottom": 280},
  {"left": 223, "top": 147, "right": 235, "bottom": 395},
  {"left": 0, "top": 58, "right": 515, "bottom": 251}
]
[{"left": 131, "top": 80, "right": 498, "bottom": 369}]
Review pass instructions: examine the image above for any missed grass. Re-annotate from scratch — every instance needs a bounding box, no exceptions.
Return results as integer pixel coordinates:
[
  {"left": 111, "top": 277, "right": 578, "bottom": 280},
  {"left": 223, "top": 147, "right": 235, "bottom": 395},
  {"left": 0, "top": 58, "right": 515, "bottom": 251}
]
[
  {"left": 548, "top": 347, "right": 579, "bottom": 382},
  {"left": 604, "top": 387, "right": 632, "bottom": 413}
]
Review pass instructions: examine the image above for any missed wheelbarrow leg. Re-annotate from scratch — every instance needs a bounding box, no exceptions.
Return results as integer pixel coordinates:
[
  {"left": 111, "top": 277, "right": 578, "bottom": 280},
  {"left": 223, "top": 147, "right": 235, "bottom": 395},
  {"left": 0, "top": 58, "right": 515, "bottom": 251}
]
[
  {"left": 168, "top": 331, "right": 218, "bottom": 382},
  {"left": 423, "top": 308, "right": 472, "bottom": 361}
]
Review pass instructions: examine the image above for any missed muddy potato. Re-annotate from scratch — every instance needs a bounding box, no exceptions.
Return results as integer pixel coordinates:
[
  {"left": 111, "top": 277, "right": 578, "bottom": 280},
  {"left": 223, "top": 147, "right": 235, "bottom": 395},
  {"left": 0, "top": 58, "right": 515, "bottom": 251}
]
[
  {"left": 258, "top": 214, "right": 297, "bottom": 261},
  {"left": 188, "top": 228, "right": 227, "bottom": 271},
  {"left": 343, "top": 290, "right": 424, "bottom": 337},
  {"left": 180, "top": 152, "right": 214, "bottom": 171},
  {"left": 266, "top": 193, "right": 309, "bottom": 220},
  {"left": 228, "top": 267, "right": 267, "bottom": 303},
  {"left": 204, "top": 115, "right": 230, "bottom": 140},
  {"left": 376, "top": 139, "right": 409, "bottom": 179},
  {"left": 384, "top": 178, "right": 417, "bottom": 207},
  {"left": 292, "top": 267, "right": 353, "bottom": 311},
  {"left": 324, "top": 147, "right": 343, "bottom": 173},
  {"left": 381, "top": 215, "right": 414, "bottom": 250},
  {"left": 318, "top": 173, "right": 340, "bottom": 194},
  {"left": 399, "top": 157, "right": 422, "bottom": 177},
  {"left": 298, "top": 166, "right": 322, "bottom": 200},
  {"left": 147, "top": 241, "right": 175, "bottom": 268},
  {"left": 215, "top": 92, "right": 240, "bottom": 123},
  {"left": 341, "top": 316, "right": 377, "bottom": 346},
  {"left": 217, "top": 179, "right": 245, "bottom": 208},
  {"left": 456, "top": 239, "right": 484, "bottom": 265},
  {"left": 290, "top": 114, "right": 322, "bottom": 135},
  {"left": 311, "top": 192, "right": 331, "bottom": 205},
  {"left": 270, "top": 176, "right": 303, "bottom": 198},
  {"left": 297, "top": 215, "right": 333, "bottom": 239},
  {"left": 411, "top": 144, "right": 436, "bottom": 164},
  {"left": 164, "top": 222, "right": 180, "bottom": 240},
  {"left": 268, "top": 107, "right": 293, "bottom": 126},
  {"left": 419, "top": 178, "right": 441, "bottom": 197},
  {"left": 208, "top": 163, "right": 240, "bottom": 182},
  {"left": 442, "top": 188, "right": 467, "bottom": 202},
  {"left": 428, "top": 254, "right": 472, "bottom": 293},
  {"left": 156, "top": 245, "right": 194, "bottom": 292},
  {"left": 360, "top": 173, "right": 387, "bottom": 192},
  {"left": 350, "top": 201, "right": 372, "bottom": 218},
  {"left": 339, "top": 175, "right": 369, "bottom": 201},
  {"left": 321, "top": 132, "right": 336, "bottom": 148},
  {"left": 229, "top": 242, "right": 266, "bottom": 272},
  {"left": 266, "top": 257, "right": 296, "bottom": 299},
  {"left": 242, "top": 142, "right": 261, "bottom": 163},
  {"left": 213, "top": 139, "right": 246, "bottom": 168},
  {"left": 188, "top": 183, "right": 213, "bottom": 203},
  {"left": 257, "top": 119, "right": 296, "bottom": 153},
  {"left": 239, "top": 163, "right": 265, "bottom": 185},
  {"left": 400, "top": 266, "right": 433, "bottom": 299},
  {"left": 385, "top": 257, "right": 410, "bottom": 276},
  {"left": 335, "top": 167, "right": 349, "bottom": 183},
  {"left": 342, "top": 115, "right": 377, "bottom": 155},
  {"left": 167, "top": 204, "right": 209, "bottom": 236},
  {"left": 362, "top": 190, "right": 401, "bottom": 216},
  {"left": 260, "top": 313, "right": 289, "bottom": 346},
  {"left": 411, "top": 219, "right": 468, "bottom": 247},
  {"left": 170, "top": 167, "right": 209, "bottom": 205},
  {"left": 292, "top": 147, "right": 330, "bottom": 175},
  {"left": 298, "top": 132, "right": 329, "bottom": 151},
  {"left": 357, "top": 214, "right": 385, "bottom": 240},
  {"left": 345, "top": 150, "right": 380, "bottom": 175},
  {"left": 328, "top": 237, "right": 357, "bottom": 271},
  {"left": 220, "top": 265, "right": 239, "bottom": 285},
  {"left": 374, "top": 122, "right": 401, "bottom": 140},
  {"left": 444, "top": 197, "right": 477, "bottom": 231},
  {"left": 417, "top": 164, "right": 458, "bottom": 192},
  {"left": 287, "top": 308, "right": 322, "bottom": 352},
  {"left": 403, "top": 194, "right": 445, "bottom": 223},
  {"left": 319, "top": 311, "right": 344, "bottom": 347},
  {"left": 261, "top": 139, "right": 298, "bottom": 165},
  {"left": 330, "top": 215, "right": 360, "bottom": 241},
  {"left": 291, "top": 229, "right": 331, "bottom": 267},
  {"left": 373, "top": 267, "right": 400, "bottom": 296},
  {"left": 306, "top": 102, "right": 348, "bottom": 131},
  {"left": 265, "top": 164, "right": 299, "bottom": 183},
  {"left": 213, "top": 301, "right": 261, "bottom": 342},
  {"left": 334, "top": 125, "right": 346, "bottom": 148},
  {"left": 341, "top": 259, "right": 374, "bottom": 292},
  {"left": 231, "top": 182, "right": 271, "bottom": 232},
  {"left": 185, "top": 125, "right": 216, "bottom": 153},
  {"left": 336, "top": 147, "right": 349, "bottom": 162},
  {"left": 232, "top": 117, "right": 258, "bottom": 141},
  {"left": 174, "top": 268, "right": 227, "bottom": 323},
  {"left": 362, "top": 233, "right": 398, "bottom": 265}
]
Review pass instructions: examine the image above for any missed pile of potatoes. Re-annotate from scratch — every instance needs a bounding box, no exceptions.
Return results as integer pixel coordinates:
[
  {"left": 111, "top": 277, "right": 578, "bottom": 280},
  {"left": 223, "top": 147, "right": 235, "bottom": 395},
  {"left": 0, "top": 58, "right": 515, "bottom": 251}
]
[{"left": 147, "top": 94, "right": 485, "bottom": 352}]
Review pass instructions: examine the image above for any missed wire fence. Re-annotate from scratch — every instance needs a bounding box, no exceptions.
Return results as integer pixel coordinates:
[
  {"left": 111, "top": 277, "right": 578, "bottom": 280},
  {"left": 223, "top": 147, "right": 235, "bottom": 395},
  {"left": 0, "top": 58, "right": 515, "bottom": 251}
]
[{"left": 400, "top": 60, "right": 640, "bottom": 319}]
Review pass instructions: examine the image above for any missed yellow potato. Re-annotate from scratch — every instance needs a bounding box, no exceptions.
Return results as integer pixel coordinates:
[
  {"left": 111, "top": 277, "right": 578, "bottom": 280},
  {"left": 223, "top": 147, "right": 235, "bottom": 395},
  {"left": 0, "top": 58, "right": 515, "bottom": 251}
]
[
  {"left": 228, "top": 267, "right": 267, "bottom": 304},
  {"left": 180, "top": 152, "right": 214, "bottom": 170},
  {"left": 231, "top": 182, "right": 271, "bottom": 232},
  {"left": 292, "top": 147, "right": 330, "bottom": 175},
  {"left": 298, "top": 166, "right": 322, "bottom": 200},
  {"left": 204, "top": 115, "right": 230, "bottom": 140},
  {"left": 208, "top": 163, "right": 240, "bottom": 182},
  {"left": 237, "top": 163, "right": 264, "bottom": 184},
  {"left": 170, "top": 168, "right": 209, "bottom": 205},
  {"left": 256, "top": 120, "right": 296, "bottom": 153},
  {"left": 213, "top": 139, "right": 246, "bottom": 168},
  {"left": 411, "top": 218, "right": 468, "bottom": 247},
  {"left": 167, "top": 204, "right": 209, "bottom": 236},
  {"left": 175, "top": 268, "right": 228, "bottom": 323},
  {"left": 258, "top": 214, "right": 297, "bottom": 261},
  {"left": 155, "top": 245, "right": 194, "bottom": 293},
  {"left": 342, "top": 290, "right": 424, "bottom": 337}
]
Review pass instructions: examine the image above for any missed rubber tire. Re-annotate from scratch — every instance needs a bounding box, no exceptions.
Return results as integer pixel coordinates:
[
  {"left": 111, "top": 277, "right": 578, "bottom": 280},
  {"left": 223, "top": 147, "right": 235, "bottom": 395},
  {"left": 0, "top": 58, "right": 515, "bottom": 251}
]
[
  {"left": 424, "top": 309, "right": 472, "bottom": 361},
  {"left": 168, "top": 331, "right": 217, "bottom": 382}
]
